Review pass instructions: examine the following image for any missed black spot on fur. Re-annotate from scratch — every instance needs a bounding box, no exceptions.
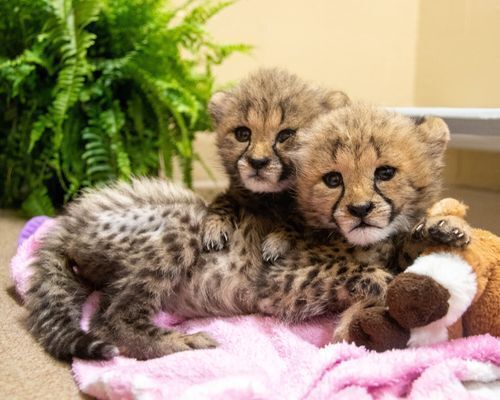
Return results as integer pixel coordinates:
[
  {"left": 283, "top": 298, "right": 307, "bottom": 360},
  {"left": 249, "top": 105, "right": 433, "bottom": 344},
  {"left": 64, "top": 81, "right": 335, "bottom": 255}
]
[
  {"left": 337, "top": 265, "right": 348, "bottom": 275},
  {"left": 106, "top": 233, "right": 117, "bottom": 241},
  {"left": 212, "top": 273, "right": 223, "bottom": 288},
  {"left": 284, "top": 273, "right": 295, "bottom": 293},
  {"left": 369, "top": 282, "right": 382, "bottom": 296},
  {"left": 294, "top": 299, "right": 307, "bottom": 310},
  {"left": 163, "top": 233, "right": 177, "bottom": 244},
  {"left": 308, "top": 255, "right": 322, "bottom": 265},
  {"left": 306, "top": 268, "right": 320, "bottom": 282},
  {"left": 189, "top": 224, "right": 200, "bottom": 234},
  {"left": 345, "top": 274, "right": 361, "bottom": 293},
  {"left": 168, "top": 243, "right": 182, "bottom": 254}
]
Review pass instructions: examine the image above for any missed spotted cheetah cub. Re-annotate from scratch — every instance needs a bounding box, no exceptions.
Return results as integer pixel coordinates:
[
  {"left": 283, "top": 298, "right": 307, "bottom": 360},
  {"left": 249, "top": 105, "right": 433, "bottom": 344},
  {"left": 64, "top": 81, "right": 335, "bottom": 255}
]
[
  {"left": 290, "top": 103, "right": 471, "bottom": 343},
  {"left": 204, "top": 68, "right": 349, "bottom": 253}
]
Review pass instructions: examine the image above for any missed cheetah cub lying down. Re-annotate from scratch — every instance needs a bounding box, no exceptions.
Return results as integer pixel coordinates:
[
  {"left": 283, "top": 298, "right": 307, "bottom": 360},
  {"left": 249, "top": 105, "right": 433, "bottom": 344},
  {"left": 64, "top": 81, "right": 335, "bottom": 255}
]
[
  {"left": 289, "top": 102, "right": 471, "bottom": 343},
  {"left": 25, "top": 104, "right": 468, "bottom": 361}
]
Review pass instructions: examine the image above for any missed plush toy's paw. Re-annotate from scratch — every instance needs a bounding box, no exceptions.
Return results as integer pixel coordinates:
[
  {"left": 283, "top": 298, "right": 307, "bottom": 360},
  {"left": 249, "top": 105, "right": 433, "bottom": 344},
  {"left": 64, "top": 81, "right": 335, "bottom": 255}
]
[
  {"left": 386, "top": 273, "right": 450, "bottom": 329},
  {"left": 202, "top": 214, "right": 233, "bottom": 251},
  {"left": 412, "top": 215, "right": 471, "bottom": 247},
  {"left": 261, "top": 232, "right": 292, "bottom": 263},
  {"left": 348, "top": 306, "right": 410, "bottom": 352}
]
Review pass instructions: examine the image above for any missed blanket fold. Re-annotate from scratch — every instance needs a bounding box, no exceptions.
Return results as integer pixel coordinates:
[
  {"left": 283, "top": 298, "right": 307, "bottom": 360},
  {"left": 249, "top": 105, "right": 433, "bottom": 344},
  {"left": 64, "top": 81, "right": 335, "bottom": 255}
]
[{"left": 11, "top": 217, "right": 500, "bottom": 399}]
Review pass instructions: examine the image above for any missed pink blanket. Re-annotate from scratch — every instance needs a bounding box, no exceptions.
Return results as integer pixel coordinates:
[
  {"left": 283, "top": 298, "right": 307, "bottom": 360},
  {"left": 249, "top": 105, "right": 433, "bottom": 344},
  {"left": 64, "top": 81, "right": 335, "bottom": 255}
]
[{"left": 11, "top": 218, "right": 500, "bottom": 399}]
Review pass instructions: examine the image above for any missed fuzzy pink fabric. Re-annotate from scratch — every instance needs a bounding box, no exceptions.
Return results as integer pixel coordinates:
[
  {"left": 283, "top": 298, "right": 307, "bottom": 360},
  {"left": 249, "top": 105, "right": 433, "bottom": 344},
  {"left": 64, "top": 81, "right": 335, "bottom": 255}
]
[{"left": 11, "top": 218, "right": 500, "bottom": 399}]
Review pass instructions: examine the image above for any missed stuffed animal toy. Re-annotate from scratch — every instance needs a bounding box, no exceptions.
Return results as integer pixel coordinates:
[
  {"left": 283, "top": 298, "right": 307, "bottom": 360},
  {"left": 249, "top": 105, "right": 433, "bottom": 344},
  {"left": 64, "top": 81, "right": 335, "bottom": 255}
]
[{"left": 349, "top": 198, "right": 500, "bottom": 351}]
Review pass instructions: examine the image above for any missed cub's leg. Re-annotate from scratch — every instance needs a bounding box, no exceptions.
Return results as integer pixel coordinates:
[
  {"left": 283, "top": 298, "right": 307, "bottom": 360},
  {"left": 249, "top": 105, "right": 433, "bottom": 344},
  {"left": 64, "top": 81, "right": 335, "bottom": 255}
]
[
  {"left": 261, "top": 228, "right": 296, "bottom": 263},
  {"left": 202, "top": 193, "right": 238, "bottom": 251},
  {"left": 331, "top": 267, "right": 395, "bottom": 345},
  {"left": 257, "top": 260, "right": 392, "bottom": 327},
  {"left": 92, "top": 270, "right": 216, "bottom": 360}
]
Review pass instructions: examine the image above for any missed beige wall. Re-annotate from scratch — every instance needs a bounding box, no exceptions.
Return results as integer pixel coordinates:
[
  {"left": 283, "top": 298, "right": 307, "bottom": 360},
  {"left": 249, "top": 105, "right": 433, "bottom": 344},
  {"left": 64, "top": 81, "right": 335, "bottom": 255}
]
[
  {"left": 208, "top": 0, "right": 420, "bottom": 106},
  {"left": 190, "top": 0, "right": 500, "bottom": 192},
  {"left": 415, "top": 0, "right": 500, "bottom": 107},
  {"left": 414, "top": 0, "right": 500, "bottom": 191}
]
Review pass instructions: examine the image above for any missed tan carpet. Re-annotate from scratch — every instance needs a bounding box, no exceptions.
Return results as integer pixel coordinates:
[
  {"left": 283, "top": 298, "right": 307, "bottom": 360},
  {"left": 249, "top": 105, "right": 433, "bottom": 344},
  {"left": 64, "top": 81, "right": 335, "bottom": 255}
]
[{"left": 0, "top": 211, "right": 88, "bottom": 399}]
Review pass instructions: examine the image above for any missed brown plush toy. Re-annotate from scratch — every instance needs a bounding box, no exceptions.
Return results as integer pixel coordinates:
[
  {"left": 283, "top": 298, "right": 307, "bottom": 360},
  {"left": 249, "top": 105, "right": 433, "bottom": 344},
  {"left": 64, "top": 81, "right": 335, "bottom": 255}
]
[{"left": 349, "top": 198, "right": 500, "bottom": 351}]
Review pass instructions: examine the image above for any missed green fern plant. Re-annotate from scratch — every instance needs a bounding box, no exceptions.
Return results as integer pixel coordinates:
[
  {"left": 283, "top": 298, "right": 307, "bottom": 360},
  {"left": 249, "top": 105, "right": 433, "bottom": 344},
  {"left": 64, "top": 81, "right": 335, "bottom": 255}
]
[{"left": 0, "top": 0, "right": 249, "bottom": 216}]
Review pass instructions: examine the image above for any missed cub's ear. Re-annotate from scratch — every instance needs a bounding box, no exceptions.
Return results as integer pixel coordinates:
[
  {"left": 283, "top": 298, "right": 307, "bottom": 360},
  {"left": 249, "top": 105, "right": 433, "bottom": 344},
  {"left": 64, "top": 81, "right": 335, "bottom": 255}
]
[
  {"left": 208, "top": 91, "right": 231, "bottom": 128},
  {"left": 322, "top": 90, "right": 351, "bottom": 111},
  {"left": 416, "top": 116, "right": 450, "bottom": 155}
]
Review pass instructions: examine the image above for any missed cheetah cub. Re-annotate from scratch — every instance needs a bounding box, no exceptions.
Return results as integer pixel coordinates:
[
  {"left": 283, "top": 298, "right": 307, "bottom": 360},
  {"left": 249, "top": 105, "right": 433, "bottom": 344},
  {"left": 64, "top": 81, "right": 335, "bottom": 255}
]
[
  {"left": 289, "top": 103, "right": 471, "bottom": 343},
  {"left": 203, "top": 67, "right": 349, "bottom": 256}
]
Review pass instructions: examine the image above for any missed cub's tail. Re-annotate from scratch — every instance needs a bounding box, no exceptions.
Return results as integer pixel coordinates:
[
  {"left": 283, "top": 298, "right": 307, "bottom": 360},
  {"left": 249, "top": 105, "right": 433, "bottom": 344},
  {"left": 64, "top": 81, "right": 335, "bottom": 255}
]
[{"left": 25, "top": 224, "right": 118, "bottom": 361}]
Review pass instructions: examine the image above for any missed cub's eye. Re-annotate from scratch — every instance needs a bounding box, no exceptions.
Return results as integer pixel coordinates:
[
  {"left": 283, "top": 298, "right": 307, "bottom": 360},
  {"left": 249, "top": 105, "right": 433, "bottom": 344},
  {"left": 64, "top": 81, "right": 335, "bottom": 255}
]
[
  {"left": 276, "top": 128, "right": 296, "bottom": 143},
  {"left": 322, "top": 171, "right": 343, "bottom": 188},
  {"left": 234, "top": 126, "right": 251, "bottom": 142},
  {"left": 375, "top": 165, "right": 396, "bottom": 181}
]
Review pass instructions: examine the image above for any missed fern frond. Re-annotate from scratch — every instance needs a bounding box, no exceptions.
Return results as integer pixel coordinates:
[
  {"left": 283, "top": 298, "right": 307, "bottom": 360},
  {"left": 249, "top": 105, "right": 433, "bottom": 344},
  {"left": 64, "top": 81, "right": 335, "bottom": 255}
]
[
  {"left": 182, "top": 0, "right": 235, "bottom": 27},
  {"left": 103, "top": 102, "right": 131, "bottom": 178},
  {"left": 82, "top": 110, "right": 116, "bottom": 183},
  {"left": 21, "top": 187, "right": 56, "bottom": 216},
  {"left": 47, "top": 0, "right": 101, "bottom": 146}
]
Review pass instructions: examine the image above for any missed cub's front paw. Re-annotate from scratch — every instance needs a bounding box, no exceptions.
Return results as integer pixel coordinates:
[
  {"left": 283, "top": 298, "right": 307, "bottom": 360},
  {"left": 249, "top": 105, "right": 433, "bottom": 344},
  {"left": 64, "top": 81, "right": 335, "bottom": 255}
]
[
  {"left": 412, "top": 215, "right": 471, "bottom": 247},
  {"left": 261, "top": 232, "right": 292, "bottom": 263},
  {"left": 202, "top": 215, "right": 234, "bottom": 251}
]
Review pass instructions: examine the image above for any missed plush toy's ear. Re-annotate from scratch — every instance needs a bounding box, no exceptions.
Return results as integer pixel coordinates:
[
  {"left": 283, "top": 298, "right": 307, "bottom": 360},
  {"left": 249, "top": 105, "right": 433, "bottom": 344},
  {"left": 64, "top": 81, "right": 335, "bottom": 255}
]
[
  {"left": 208, "top": 91, "right": 231, "bottom": 128},
  {"left": 427, "top": 198, "right": 469, "bottom": 218},
  {"left": 415, "top": 116, "right": 450, "bottom": 156},
  {"left": 322, "top": 90, "right": 350, "bottom": 111}
]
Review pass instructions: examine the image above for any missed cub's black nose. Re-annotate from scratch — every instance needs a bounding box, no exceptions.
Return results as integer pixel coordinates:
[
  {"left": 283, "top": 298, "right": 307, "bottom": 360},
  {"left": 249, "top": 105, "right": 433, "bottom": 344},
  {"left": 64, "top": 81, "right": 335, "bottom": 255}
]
[
  {"left": 348, "top": 202, "right": 374, "bottom": 218},
  {"left": 248, "top": 157, "right": 271, "bottom": 170}
]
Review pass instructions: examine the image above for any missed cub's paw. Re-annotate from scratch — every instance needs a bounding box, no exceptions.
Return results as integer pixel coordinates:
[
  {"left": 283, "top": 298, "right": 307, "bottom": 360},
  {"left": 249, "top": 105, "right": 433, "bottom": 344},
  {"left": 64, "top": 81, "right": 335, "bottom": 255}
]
[
  {"left": 202, "top": 215, "right": 234, "bottom": 251},
  {"left": 262, "top": 232, "right": 292, "bottom": 263},
  {"left": 412, "top": 215, "right": 471, "bottom": 247},
  {"left": 345, "top": 268, "right": 393, "bottom": 302},
  {"left": 165, "top": 331, "right": 218, "bottom": 353}
]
